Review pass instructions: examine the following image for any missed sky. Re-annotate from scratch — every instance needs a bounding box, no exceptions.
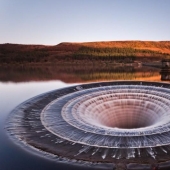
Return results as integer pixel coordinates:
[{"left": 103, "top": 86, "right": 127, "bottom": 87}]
[{"left": 0, "top": 0, "right": 170, "bottom": 45}]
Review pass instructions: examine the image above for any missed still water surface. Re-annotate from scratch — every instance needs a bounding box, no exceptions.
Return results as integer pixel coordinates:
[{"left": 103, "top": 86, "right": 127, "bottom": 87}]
[
  {"left": 0, "top": 65, "right": 167, "bottom": 170},
  {"left": 0, "top": 81, "right": 86, "bottom": 170},
  {"left": 0, "top": 81, "right": 110, "bottom": 170}
]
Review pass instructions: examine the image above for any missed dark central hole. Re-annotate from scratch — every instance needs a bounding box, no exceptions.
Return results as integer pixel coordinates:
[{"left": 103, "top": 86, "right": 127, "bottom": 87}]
[
  {"left": 85, "top": 96, "right": 159, "bottom": 130},
  {"left": 109, "top": 120, "right": 150, "bottom": 129},
  {"left": 96, "top": 106, "right": 156, "bottom": 129}
]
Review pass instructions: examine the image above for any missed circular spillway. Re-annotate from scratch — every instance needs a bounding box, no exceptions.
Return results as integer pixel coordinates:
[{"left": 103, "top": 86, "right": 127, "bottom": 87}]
[
  {"left": 76, "top": 99, "right": 158, "bottom": 129},
  {"left": 6, "top": 81, "right": 170, "bottom": 167}
]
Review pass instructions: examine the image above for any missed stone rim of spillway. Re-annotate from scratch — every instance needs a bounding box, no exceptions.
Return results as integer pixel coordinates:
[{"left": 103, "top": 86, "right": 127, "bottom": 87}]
[{"left": 6, "top": 81, "right": 170, "bottom": 165}]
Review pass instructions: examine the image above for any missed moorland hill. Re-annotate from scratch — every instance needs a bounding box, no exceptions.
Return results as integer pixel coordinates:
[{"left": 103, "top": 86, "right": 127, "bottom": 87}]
[{"left": 0, "top": 41, "right": 170, "bottom": 64}]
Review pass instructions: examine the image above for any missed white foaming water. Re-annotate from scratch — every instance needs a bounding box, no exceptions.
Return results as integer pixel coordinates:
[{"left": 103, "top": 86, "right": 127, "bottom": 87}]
[
  {"left": 42, "top": 85, "right": 170, "bottom": 148},
  {"left": 7, "top": 82, "right": 170, "bottom": 163}
]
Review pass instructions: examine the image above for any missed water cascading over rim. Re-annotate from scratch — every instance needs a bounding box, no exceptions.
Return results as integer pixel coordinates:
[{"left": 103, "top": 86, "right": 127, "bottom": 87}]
[
  {"left": 6, "top": 81, "right": 170, "bottom": 166},
  {"left": 41, "top": 84, "right": 170, "bottom": 149}
]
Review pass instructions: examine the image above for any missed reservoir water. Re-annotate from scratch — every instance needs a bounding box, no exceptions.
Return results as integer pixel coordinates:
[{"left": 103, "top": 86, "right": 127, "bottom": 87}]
[{"left": 0, "top": 64, "right": 166, "bottom": 170}]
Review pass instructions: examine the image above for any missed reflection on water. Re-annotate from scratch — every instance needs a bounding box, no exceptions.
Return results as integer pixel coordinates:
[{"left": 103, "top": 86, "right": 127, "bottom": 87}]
[
  {"left": 0, "top": 64, "right": 161, "bottom": 83},
  {"left": 0, "top": 81, "right": 104, "bottom": 170},
  {"left": 0, "top": 64, "right": 167, "bottom": 170},
  {"left": 160, "top": 59, "right": 170, "bottom": 81},
  {"left": 161, "top": 71, "right": 170, "bottom": 81}
]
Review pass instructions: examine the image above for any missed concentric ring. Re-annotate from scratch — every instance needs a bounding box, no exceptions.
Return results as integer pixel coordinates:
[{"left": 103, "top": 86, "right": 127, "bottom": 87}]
[
  {"left": 41, "top": 85, "right": 170, "bottom": 149},
  {"left": 6, "top": 81, "right": 170, "bottom": 165}
]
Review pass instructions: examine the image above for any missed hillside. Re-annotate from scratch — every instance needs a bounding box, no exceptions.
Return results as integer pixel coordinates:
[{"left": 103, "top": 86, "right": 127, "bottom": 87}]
[{"left": 0, "top": 41, "right": 170, "bottom": 64}]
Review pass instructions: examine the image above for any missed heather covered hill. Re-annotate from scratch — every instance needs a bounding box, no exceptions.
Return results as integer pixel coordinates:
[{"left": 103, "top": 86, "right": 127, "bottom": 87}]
[
  {"left": 81, "top": 41, "right": 170, "bottom": 52},
  {"left": 0, "top": 41, "right": 170, "bottom": 64}
]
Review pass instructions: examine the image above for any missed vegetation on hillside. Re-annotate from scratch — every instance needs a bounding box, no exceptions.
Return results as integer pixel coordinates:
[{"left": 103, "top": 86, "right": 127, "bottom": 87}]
[
  {"left": 0, "top": 41, "right": 170, "bottom": 64},
  {"left": 73, "top": 46, "right": 169, "bottom": 62}
]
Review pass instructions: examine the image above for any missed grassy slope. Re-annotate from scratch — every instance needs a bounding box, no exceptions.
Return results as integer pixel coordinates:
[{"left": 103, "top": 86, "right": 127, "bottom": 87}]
[
  {"left": 0, "top": 41, "right": 170, "bottom": 64},
  {"left": 81, "top": 41, "right": 170, "bottom": 53}
]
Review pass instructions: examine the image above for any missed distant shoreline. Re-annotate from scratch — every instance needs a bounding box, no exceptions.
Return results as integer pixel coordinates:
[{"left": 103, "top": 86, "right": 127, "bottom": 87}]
[{"left": 0, "top": 41, "right": 169, "bottom": 64}]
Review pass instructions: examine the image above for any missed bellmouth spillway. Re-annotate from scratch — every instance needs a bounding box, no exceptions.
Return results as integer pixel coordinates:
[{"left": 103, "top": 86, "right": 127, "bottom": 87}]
[{"left": 6, "top": 81, "right": 170, "bottom": 167}]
